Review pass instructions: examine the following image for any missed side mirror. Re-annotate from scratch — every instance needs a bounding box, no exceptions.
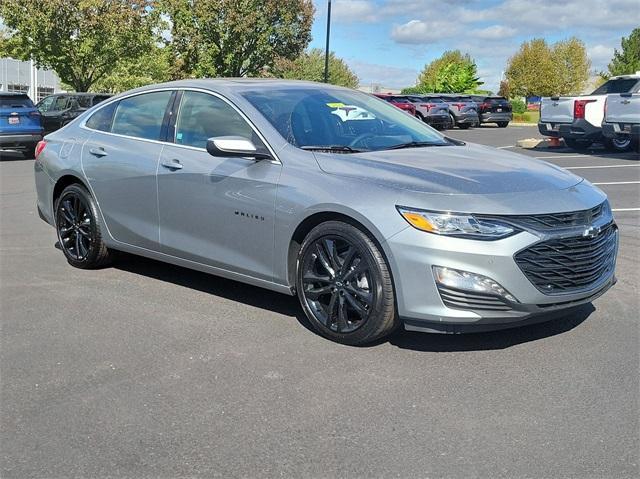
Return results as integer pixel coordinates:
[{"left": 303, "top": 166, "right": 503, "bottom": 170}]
[{"left": 206, "top": 136, "right": 271, "bottom": 160}]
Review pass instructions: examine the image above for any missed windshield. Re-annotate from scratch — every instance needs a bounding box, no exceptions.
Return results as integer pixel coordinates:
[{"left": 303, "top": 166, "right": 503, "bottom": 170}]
[
  {"left": 592, "top": 78, "right": 640, "bottom": 95},
  {"left": 0, "top": 95, "right": 34, "bottom": 109},
  {"left": 241, "top": 87, "right": 448, "bottom": 152}
]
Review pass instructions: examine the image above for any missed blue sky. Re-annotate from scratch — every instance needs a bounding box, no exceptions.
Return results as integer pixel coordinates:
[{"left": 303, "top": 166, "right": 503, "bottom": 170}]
[{"left": 308, "top": 0, "right": 640, "bottom": 92}]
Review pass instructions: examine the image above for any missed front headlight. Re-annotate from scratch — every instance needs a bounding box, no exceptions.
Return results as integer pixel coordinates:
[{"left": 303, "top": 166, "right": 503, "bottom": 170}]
[{"left": 397, "top": 206, "right": 517, "bottom": 240}]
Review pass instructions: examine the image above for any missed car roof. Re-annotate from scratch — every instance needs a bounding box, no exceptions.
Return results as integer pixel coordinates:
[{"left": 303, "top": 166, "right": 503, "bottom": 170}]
[{"left": 0, "top": 92, "right": 30, "bottom": 96}]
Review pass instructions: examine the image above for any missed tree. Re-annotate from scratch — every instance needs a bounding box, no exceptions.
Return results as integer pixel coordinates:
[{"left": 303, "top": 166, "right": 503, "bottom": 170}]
[
  {"left": 273, "top": 49, "right": 358, "bottom": 88},
  {"left": 0, "top": 0, "right": 157, "bottom": 92},
  {"left": 91, "top": 46, "right": 173, "bottom": 94},
  {"left": 505, "top": 37, "right": 589, "bottom": 97},
  {"left": 553, "top": 37, "right": 591, "bottom": 94},
  {"left": 607, "top": 28, "right": 640, "bottom": 76},
  {"left": 159, "top": 0, "right": 314, "bottom": 79},
  {"left": 498, "top": 80, "right": 510, "bottom": 98},
  {"left": 414, "top": 50, "right": 483, "bottom": 93}
]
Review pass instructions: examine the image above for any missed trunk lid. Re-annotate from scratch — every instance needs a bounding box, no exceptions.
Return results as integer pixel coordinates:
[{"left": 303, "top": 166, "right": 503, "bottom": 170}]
[
  {"left": 605, "top": 93, "right": 640, "bottom": 124},
  {"left": 0, "top": 94, "right": 42, "bottom": 134}
]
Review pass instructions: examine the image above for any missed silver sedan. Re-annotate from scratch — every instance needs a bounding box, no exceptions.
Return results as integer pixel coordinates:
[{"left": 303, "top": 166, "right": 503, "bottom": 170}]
[{"left": 34, "top": 79, "right": 618, "bottom": 344}]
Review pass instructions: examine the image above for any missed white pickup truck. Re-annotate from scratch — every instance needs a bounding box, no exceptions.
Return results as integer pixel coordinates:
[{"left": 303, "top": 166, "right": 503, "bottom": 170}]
[
  {"left": 602, "top": 93, "right": 640, "bottom": 152},
  {"left": 538, "top": 72, "right": 640, "bottom": 151}
]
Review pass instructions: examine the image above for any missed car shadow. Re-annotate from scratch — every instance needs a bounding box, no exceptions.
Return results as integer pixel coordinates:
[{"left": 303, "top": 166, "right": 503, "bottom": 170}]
[{"left": 110, "top": 252, "right": 594, "bottom": 352}]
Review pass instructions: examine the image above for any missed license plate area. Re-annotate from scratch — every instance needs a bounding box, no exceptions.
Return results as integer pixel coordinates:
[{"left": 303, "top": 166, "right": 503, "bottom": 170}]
[{"left": 8, "top": 116, "right": 20, "bottom": 125}]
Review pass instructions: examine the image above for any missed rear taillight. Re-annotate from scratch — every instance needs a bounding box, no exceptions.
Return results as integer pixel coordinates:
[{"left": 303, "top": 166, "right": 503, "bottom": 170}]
[
  {"left": 453, "top": 103, "right": 465, "bottom": 111},
  {"left": 29, "top": 110, "right": 41, "bottom": 118},
  {"left": 573, "top": 99, "right": 596, "bottom": 119},
  {"left": 421, "top": 103, "right": 436, "bottom": 111},
  {"left": 481, "top": 102, "right": 491, "bottom": 110},
  {"left": 34, "top": 140, "right": 47, "bottom": 160}
]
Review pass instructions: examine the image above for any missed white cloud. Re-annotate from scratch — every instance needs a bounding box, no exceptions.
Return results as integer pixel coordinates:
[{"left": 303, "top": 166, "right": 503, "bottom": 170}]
[
  {"left": 588, "top": 44, "right": 615, "bottom": 71},
  {"left": 390, "top": 20, "right": 458, "bottom": 44},
  {"left": 315, "top": 0, "right": 380, "bottom": 23},
  {"left": 471, "top": 25, "right": 517, "bottom": 40},
  {"left": 349, "top": 59, "right": 420, "bottom": 89}
]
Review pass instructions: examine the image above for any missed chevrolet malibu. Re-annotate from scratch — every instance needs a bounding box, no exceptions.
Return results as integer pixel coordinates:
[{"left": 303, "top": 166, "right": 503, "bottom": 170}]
[{"left": 34, "top": 80, "right": 618, "bottom": 345}]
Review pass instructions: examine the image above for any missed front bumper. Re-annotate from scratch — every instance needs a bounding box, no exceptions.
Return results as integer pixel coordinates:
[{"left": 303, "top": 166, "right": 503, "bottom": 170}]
[
  {"left": 0, "top": 133, "right": 43, "bottom": 151},
  {"left": 386, "top": 214, "right": 618, "bottom": 333},
  {"left": 480, "top": 112, "right": 512, "bottom": 123},
  {"left": 538, "top": 119, "right": 602, "bottom": 140}
]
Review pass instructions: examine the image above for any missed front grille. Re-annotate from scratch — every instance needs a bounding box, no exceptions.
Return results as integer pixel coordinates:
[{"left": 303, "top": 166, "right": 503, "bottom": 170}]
[
  {"left": 515, "top": 223, "right": 617, "bottom": 294},
  {"left": 484, "top": 203, "right": 605, "bottom": 231},
  {"left": 437, "top": 285, "right": 512, "bottom": 312}
]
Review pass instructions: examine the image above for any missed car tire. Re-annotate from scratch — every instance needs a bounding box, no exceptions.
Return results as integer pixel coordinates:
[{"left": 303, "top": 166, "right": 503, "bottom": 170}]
[
  {"left": 24, "top": 147, "right": 36, "bottom": 159},
  {"left": 296, "top": 221, "right": 398, "bottom": 345},
  {"left": 458, "top": 123, "right": 471, "bottom": 129},
  {"left": 54, "top": 183, "right": 113, "bottom": 269},
  {"left": 416, "top": 112, "right": 426, "bottom": 123},
  {"left": 448, "top": 113, "right": 456, "bottom": 129},
  {"left": 564, "top": 138, "right": 592, "bottom": 150},
  {"left": 497, "top": 121, "right": 509, "bottom": 128},
  {"left": 603, "top": 136, "right": 632, "bottom": 152}
]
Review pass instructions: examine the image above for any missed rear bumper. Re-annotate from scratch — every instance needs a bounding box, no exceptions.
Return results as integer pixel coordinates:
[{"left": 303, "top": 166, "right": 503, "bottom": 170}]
[
  {"left": 602, "top": 122, "right": 640, "bottom": 140},
  {"left": 480, "top": 112, "right": 512, "bottom": 123},
  {"left": 453, "top": 112, "right": 479, "bottom": 125},
  {"left": 538, "top": 119, "right": 601, "bottom": 140},
  {"left": 425, "top": 114, "right": 450, "bottom": 126},
  {"left": 0, "top": 133, "right": 43, "bottom": 151}
]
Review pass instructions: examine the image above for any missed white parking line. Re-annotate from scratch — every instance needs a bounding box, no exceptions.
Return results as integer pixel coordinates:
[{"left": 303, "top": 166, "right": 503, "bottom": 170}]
[
  {"left": 566, "top": 164, "right": 640, "bottom": 170},
  {"left": 612, "top": 208, "right": 640, "bottom": 212},
  {"left": 497, "top": 146, "right": 515, "bottom": 149},
  {"left": 532, "top": 154, "right": 593, "bottom": 159},
  {"left": 592, "top": 181, "right": 640, "bottom": 185}
]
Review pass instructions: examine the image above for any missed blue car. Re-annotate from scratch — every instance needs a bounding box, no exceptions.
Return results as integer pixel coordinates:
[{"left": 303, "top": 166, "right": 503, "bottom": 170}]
[{"left": 0, "top": 92, "right": 44, "bottom": 159}]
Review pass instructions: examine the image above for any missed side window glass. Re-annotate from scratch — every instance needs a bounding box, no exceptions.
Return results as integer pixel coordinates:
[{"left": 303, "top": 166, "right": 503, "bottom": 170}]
[
  {"left": 53, "top": 97, "right": 69, "bottom": 110},
  {"left": 85, "top": 101, "right": 118, "bottom": 132},
  {"left": 111, "top": 91, "right": 172, "bottom": 141},
  {"left": 174, "top": 91, "right": 255, "bottom": 149},
  {"left": 38, "top": 96, "right": 54, "bottom": 112}
]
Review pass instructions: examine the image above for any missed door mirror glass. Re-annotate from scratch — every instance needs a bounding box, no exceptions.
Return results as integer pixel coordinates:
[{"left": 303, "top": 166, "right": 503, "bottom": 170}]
[{"left": 206, "top": 136, "right": 271, "bottom": 160}]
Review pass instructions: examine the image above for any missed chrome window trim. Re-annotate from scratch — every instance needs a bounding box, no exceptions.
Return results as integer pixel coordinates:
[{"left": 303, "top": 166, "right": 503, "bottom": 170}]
[{"left": 79, "top": 86, "right": 282, "bottom": 165}]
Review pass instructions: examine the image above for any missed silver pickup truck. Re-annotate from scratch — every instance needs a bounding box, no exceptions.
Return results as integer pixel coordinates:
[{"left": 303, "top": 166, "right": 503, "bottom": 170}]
[{"left": 602, "top": 93, "right": 640, "bottom": 152}]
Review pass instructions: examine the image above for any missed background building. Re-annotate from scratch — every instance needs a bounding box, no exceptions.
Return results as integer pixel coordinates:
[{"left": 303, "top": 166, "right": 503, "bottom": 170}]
[{"left": 0, "top": 57, "right": 64, "bottom": 102}]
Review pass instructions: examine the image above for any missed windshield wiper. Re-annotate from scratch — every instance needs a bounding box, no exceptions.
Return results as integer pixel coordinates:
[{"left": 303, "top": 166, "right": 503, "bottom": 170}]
[
  {"left": 300, "top": 145, "right": 365, "bottom": 153},
  {"left": 385, "top": 141, "right": 449, "bottom": 150}
]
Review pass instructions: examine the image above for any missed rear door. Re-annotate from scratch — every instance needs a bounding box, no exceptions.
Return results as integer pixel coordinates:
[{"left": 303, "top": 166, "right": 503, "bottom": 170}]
[
  {"left": 0, "top": 94, "right": 42, "bottom": 135},
  {"left": 82, "top": 90, "right": 174, "bottom": 250}
]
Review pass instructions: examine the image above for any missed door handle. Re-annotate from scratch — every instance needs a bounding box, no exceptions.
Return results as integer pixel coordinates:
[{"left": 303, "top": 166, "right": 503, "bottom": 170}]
[
  {"left": 88, "top": 147, "right": 107, "bottom": 157},
  {"left": 161, "top": 159, "right": 183, "bottom": 170}
]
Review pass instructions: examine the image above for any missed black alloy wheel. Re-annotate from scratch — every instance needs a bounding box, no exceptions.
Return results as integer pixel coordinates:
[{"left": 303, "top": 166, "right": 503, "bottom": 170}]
[
  {"left": 296, "top": 221, "right": 397, "bottom": 345},
  {"left": 55, "top": 184, "right": 113, "bottom": 268}
]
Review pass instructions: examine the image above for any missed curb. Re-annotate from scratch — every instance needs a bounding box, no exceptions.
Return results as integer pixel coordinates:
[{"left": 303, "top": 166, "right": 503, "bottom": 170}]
[
  {"left": 516, "top": 138, "right": 565, "bottom": 149},
  {"left": 509, "top": 122, "right": 537, "bottom": 127}
]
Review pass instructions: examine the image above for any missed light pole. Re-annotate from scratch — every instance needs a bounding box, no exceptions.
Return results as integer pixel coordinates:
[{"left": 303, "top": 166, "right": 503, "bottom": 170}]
[{"left": 323, "top": 0, "right": 332, "bottom": 83}]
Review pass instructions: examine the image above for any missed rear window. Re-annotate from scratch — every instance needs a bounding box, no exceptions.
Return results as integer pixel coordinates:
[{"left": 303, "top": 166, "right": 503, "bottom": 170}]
[
  {"left": 85, "top": 101, "right": 117, "bottom": 132},
  {"left": 0, "top": 95, "right": 34, "bottom": 108},
  {"left": 592, "top": 78, "right": 640, "bottom": 95}
]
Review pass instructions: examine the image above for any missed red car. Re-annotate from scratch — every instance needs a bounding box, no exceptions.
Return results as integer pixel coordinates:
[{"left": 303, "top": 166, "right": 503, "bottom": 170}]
[{"left": 373, "top": 94, "right": 417, "bottom": 116}]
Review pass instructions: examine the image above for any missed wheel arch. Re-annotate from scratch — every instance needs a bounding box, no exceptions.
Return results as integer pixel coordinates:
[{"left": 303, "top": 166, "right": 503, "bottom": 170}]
[
  {"left": 52, "top": 174, "right": 90, "bottom": 207},
  {"left": 286, "top": 210, "right": 396, "bottom": 295}
]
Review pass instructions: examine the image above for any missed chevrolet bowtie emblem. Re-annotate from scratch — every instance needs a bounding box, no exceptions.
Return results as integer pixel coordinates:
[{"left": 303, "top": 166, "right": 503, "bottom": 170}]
[{"left": 583, "top": 226, "right": 601, "bottom": 238}]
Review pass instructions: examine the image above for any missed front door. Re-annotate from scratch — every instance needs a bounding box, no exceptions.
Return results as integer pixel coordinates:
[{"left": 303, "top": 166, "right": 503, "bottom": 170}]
[{"left": 157, "top": 90, "right": 281, "bottom": 282}]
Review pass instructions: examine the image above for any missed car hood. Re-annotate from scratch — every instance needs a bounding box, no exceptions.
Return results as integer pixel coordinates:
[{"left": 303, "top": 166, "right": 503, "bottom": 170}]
[{"left": 314, "top": 142, "right": 582, "bottom": 195}]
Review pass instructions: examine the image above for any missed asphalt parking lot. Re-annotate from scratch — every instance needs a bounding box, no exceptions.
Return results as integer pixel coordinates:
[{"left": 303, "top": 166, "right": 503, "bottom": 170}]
[{"left": 1, "top": 126, "right": 638, "bottom": 478}]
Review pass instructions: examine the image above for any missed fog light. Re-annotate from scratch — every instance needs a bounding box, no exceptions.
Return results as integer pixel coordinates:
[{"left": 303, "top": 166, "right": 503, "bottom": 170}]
[{"left": 433, "top": 266, "right": 518, "bottom": 303}]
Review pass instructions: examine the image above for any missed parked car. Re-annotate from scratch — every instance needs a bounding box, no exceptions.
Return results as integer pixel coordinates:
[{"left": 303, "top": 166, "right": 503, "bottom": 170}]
[
  {"left": 0, "top": 92, "right": 43, "bottom": 159},
  {"left": 538, "top": 73, "right": 640, "bottom": 151},
  {"left": 35, "top": 80, "right": 618, "bottom": 345},
  {"left": 469, "top": 95, "right": 512, "bottom": 127},
  {"left": 400, "top": 95, "right": 450, "bottom": 129},
  {"left": 437, "top": 94, "right": 480, "bottom": 129},
  {"left": 373, "top": 94, "right": 416, "bottom": 116},
  {"left": 602, "top": 93, "right": 640, "bottom": 152},
  {"left": 37, "top": 93, "right": 112, "bottom": 133}
]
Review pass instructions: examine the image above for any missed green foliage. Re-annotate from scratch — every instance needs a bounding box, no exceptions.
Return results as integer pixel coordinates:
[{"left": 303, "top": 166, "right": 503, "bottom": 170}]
[
  {"left": 415, "top": 50, "right": 483, "bottom": 93},
  {"left": 505, "top": 37, "right": 590, "bottom": 97},
  {"left": 158, "top": 0, "right": 314, "bottom": 79},
  {"left": 510, "top": 99, "right": 527, "bottom": 114},
  {"left": 0, "top": 0, "right": 157, "bottom": 92},
  {"left": 607, "top": 28, "right": 640, "bottom": 76},
  {"left": 91, "top": 46, "right": 172, "bottom": 93},
  {"left": 273, "top": 49, "right": 358, "bottom": 88}
]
